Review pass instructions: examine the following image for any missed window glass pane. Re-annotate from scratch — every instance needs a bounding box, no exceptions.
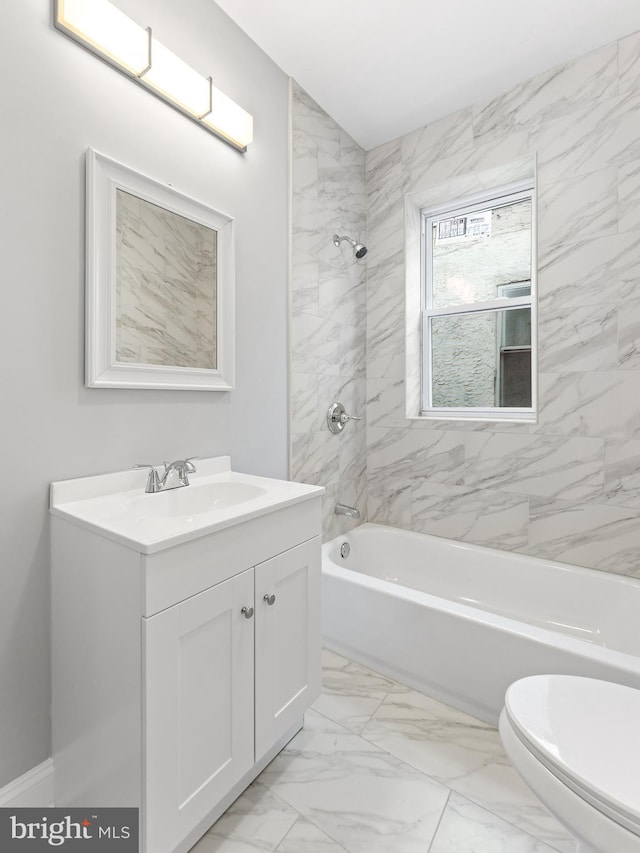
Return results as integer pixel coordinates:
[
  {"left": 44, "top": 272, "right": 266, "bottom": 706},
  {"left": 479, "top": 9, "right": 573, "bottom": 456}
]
[
  {"left": 431, "top": 197, "right": 531, "bottom": 308},
  {"left": 430, "top": 308, "right": 531, "bottom": 408},
  {"left": 499, "top": 350, "right": 532, "bottom": 407},
  {"left": 501, "top": 307, "right": 531, "bottom": 348}
]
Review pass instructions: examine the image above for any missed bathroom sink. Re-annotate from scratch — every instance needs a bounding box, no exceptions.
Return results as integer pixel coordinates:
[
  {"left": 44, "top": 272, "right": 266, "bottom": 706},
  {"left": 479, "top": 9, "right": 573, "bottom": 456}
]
[
  {"left": 138, "top": 481, "right": 268, "bottom": 517},
  {"left": 50, "top": 456, "right": 324, "bottom": 553}
]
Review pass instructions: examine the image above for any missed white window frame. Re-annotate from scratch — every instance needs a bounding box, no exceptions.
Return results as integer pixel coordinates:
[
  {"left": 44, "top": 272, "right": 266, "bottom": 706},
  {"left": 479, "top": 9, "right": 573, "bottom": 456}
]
[{"left": 421, "top": 180, "right": 537, "bottom": 421}]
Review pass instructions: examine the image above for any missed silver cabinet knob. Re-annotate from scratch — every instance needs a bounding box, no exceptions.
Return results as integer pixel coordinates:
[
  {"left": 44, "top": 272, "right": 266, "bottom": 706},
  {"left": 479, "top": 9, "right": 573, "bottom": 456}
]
[
  {"left": 263, "top": 593, "right": 276, "bottom": 606},
  {"left": 241, "top": 606, "right": 254, "bottom": 619}
]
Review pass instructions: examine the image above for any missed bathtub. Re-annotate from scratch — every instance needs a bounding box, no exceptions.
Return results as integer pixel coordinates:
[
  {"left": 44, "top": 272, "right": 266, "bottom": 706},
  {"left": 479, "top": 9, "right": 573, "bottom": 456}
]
[{"left": 322, "top": 523, "right": 640, "bottom": 724}]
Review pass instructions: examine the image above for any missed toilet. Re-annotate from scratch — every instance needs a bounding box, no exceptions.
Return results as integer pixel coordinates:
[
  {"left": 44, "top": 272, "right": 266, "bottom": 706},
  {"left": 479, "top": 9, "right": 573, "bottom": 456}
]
[{"left": 499, "top": 675, "right": 640, "bottom": 853}]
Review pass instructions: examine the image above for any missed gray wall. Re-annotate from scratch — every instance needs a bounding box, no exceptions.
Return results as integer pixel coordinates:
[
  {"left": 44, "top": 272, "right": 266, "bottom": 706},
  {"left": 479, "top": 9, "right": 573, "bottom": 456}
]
[
  {"left": 366, "top": 32, "right": 640, "bottom": 576},
  {"left": 289, "top": 83, "right": 367, "bottom": 539},
  {"left": 0, "top": 0, "right": 288, "bottom": 787}
]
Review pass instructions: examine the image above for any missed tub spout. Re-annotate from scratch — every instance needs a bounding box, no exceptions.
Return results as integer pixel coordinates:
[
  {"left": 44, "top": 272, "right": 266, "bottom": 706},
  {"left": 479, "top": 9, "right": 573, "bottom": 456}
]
[{"left": 335, "top": 503, "right": 360, "bottom": 519}]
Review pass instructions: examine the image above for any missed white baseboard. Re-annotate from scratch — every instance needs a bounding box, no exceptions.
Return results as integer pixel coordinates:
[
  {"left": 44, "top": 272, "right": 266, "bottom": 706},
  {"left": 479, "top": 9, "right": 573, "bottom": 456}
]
[{"left": 0, "top": 759, "right": 54, "bottom": 807}]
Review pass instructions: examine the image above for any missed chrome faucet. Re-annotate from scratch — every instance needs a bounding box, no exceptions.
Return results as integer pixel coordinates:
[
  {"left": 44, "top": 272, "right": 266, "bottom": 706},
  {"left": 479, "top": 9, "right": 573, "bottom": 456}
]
[
  {"left": 134, "top": 458, "right": 198, "bottom": 493},
  {"left": 335, "top": 503, "right": 361, "bottom": 519}
]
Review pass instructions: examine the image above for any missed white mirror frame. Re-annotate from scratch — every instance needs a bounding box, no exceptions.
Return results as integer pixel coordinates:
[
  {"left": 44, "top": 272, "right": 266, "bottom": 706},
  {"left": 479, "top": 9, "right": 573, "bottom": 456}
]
[{"left": 86, "top": 148, "right": 235, "bottom": 390}]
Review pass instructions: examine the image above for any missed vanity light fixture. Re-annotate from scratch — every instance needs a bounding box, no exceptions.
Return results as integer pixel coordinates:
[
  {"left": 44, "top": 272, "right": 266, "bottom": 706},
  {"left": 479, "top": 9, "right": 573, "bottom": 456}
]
[
  {"left": 202, "top": 85, "right": 255, "bottom": 151},
  {"left": 54, "top": 0, "right": 254, "bottom": 151},
  {"left": 142, "top": 41, "right": 212, "bottom": 119}
]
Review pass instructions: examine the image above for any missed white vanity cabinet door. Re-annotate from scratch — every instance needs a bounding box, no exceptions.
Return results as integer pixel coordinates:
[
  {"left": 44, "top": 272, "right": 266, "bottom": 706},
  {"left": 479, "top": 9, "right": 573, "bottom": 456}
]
[
  {"left": 143, "top": 568, "right": 255, "bottom": 853},
  {"left": 254, "top": 537, "right": 321, "bottom": 761}
]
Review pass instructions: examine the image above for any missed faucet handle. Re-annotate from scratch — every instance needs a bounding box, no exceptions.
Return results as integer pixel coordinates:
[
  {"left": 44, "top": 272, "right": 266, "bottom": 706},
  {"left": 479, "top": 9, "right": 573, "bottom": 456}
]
[
  {"left": 134, "top": 464, "right": 159, "bottom": 475},
  {"left": 134, "top": 464, "right": 161, "bottom": 493},
  {"left": 327, "top": 402, "right": 362, "bottom": 434},
  {"left": 166, "top": 457, "right": 198, "bottom": 473}
]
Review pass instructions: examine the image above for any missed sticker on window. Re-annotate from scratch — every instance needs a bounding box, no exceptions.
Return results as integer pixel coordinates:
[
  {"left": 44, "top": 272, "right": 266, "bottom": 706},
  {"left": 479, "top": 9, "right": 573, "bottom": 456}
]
[{"left": 435, "top": 211, "right": 492, "bottom": 244}]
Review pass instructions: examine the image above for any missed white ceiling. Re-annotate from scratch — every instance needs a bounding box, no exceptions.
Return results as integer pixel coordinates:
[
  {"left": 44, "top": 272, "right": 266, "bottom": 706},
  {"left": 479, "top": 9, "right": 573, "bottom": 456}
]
[{"left": 215, "top": 0, "right": 640, "bottom": 150}]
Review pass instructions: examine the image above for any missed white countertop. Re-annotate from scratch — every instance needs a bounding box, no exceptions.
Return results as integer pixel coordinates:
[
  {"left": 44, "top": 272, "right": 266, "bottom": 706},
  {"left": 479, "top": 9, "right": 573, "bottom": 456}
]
[{"left": 50, "top": 456, "right": 324, "bottom": 554}]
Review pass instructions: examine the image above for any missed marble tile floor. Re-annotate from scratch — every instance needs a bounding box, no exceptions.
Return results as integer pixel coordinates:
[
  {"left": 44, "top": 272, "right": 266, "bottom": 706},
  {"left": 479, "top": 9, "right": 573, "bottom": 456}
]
[{"left": 190, "top": 649, "right": 575, "bottom": 853}]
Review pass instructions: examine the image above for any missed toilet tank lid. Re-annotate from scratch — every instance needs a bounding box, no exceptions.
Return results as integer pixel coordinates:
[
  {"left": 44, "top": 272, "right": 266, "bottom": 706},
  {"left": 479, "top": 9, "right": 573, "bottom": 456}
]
[{"left": 505, "top": 675, "right": 640, "bottom": 831}]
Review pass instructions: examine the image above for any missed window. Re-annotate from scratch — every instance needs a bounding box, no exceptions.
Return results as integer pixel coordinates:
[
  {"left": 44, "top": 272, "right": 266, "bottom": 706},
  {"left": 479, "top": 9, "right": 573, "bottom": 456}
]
[{"left": 421, "top": 182, "right": 536, "bottom": 420}]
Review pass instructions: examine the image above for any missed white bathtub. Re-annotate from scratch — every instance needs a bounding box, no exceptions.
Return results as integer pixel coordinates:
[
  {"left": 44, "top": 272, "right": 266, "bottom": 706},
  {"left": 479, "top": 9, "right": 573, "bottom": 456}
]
[{"left": 322, "top": 523, "right": 640, "bottom": 724}]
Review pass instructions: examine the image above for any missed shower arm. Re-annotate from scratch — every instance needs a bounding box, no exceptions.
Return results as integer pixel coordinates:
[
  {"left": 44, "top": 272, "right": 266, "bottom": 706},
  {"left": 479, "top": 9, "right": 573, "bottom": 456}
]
[{"left": 331, "top": 233, "right": 367, "bottom": 258}]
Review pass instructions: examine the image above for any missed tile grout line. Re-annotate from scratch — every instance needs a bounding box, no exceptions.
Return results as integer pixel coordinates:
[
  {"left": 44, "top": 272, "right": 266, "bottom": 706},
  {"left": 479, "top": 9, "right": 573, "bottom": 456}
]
[
  {"left": 357, "top": 716, "right": 570, "bottom": 853},
  {"left": 321, "top": 665, "right": 572, "bottom": 853},
  {"left": 272, "top": 799, "right": 352, "bottom": 853},
  {"left": 431, "top": 787, "right": 571, "bottom": 853},
  {"left": 256, "top": 715, "right": 353, "bottom": 853},
  {"left": 426, "top": 788, "right": 451, "bottom": 853},
  {"left": 274, "top": 814, "right": 303, "bottom": 851},
  {"left": 310, "top": 652, "right": 573, "bottom": 853},
  {"left": 353, "top": 684, "right": 396, "bottom": 734}
]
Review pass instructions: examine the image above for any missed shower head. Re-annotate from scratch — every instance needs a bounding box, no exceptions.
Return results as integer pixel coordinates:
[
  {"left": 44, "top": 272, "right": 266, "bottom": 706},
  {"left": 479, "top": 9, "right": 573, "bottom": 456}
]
[{"left": 332, "top": 234, "right": 368, "bottom": 259}]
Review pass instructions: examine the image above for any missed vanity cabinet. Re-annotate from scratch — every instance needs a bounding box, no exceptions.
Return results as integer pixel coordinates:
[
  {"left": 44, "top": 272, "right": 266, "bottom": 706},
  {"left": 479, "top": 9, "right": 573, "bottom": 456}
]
[
  {"left": 144, "top": 569, "right": 255, "bottom": 852},
  {"left": 50, "top": 466, "right": 323, "bottom": 853},
  {"left": 254, "top": 543, "right": 319, "bottom": 759},
  {"left": 144, "top": 541, "right": 320, "bottom": 853}
]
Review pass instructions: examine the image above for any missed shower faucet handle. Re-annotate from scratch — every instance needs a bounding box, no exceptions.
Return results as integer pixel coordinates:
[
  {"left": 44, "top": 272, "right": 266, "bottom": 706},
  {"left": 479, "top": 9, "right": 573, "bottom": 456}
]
[{"left": 327, "top": 401, "right": 361, "bottom": 434}]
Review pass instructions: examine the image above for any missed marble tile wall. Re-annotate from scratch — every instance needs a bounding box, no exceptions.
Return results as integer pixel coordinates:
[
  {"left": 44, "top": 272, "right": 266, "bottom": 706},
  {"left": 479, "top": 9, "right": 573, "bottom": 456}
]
[
  {"left": 290, "top": 82, "right": 368, "bottom": 538},
  {"left": 366, "top": 30, "right": 640, "bottom": 577}
]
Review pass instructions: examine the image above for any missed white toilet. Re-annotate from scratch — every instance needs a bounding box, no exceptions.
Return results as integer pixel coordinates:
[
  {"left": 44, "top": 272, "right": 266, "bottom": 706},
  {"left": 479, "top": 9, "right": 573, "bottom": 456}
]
[{"left": 499, "top": 674, "right": 640, "bottom": 853}]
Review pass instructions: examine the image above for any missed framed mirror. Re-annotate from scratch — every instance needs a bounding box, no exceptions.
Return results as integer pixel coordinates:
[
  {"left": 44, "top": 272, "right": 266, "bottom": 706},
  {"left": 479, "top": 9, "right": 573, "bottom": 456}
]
[{"left": 86, "top": 148, "right": 235, "bottom": 390}]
